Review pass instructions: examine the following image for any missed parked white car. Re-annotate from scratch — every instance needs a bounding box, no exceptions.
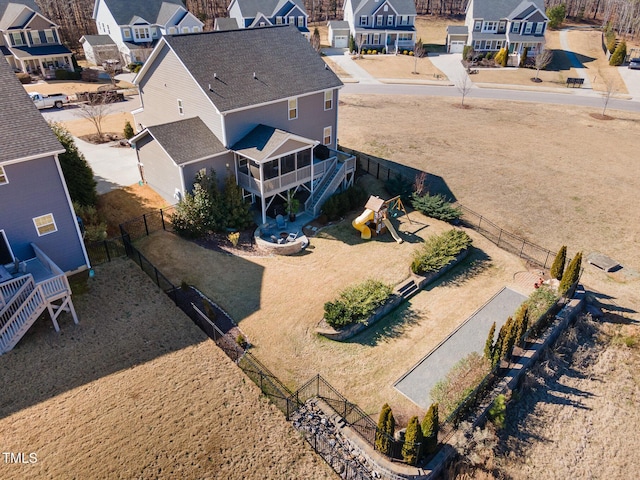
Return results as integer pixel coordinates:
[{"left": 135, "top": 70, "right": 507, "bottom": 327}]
[{"left": 29, "top": 92, "right": 70, "bottom": 109}]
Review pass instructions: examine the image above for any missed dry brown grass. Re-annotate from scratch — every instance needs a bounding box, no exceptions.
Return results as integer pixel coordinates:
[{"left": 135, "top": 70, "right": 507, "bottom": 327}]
[
  {"left": 323, "top": 56, "right": 352, "bottom": 78},
  {"left": 353, "top": 54, "right": 446, "bottom": 80},
  {"left": 338, "top": 94, "right": 640, "bottom": 318},
  {"left": 23, "top": 79, "right": 135, "bottom": 95},
  {"left": 495, "top": 316, "right": 640, "bottom": 479},
  {"left": 57, "top": 111, "right": 135, "bottom": 138},
  {"left": 0, "top": 259, "right": 334, "bottom": 480},
  {"left": 98, "top": 184, "right": 169, "bottom": 236},
  {"left": 136, "top": 187, "right": 530, "bottom": 424}
]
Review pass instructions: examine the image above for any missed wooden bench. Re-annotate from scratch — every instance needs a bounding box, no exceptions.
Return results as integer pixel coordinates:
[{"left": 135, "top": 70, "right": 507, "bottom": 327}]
[{"left": 566, "top": 77, "right": 585, "bottom": 88}]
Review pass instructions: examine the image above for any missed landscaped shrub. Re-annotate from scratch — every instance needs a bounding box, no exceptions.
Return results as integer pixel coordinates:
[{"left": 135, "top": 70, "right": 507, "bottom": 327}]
[
  {"left": 349, "top": 34, "right": 355, "bottom": 53},
  {"left": 487, "top": 394, "right": 507, "bottom": 429},
  {"left": 513, "top": 303, "right": 529, "bottom": 347},
  {"left": 520, "top": 47, "right": 529, "bottom": 67},
  {"left": 546, "top": 4, "right": 567, "bottom": 29},
  {"left": 375, "top": 403, "right": 394, "bottom": 455},
  {"left": 123, "top": 120, "right": 135, "bottom": 140},
  {"left": 431, "top": 352, "right": 491, "bottom": 419},
  {"left": 495, "top": 47, "right": 509, "bottom": 67},
  {"left": 411, "top": 192, "right": 462, "bottom": 222},
  {"left": 550, "top": 245, "right": 567, "bottom": 280},
  {"left": 402, "top": 416, "right": 423, "bottom": 465},
  {"left": 16, "top": 72, "right": 31, "bottom": 84},
  {"left": 485, "top": 51, "right": 494, "bottom": 60},
  {"left": 483, "top": 322, "right": 496, "bottom": 361},
  {"left": 127, "top": 63, "right": 143, "bottom": 73},
  {"left": 403, "top": 50, "right": 409, "bottom": 55},
  {"left": 605, "top": 26, "right": 616, "bottom": 54},
  {"left": 223, "top": 174, "right": 253, "bottom": 231},
  {"left": 462, "top": 45, "right": 474, "bottom": 61},
  {"left": 73, "top": 201, "right": 106, "bottom": 242},
  {"left": 323, "top": 279, "right": 392, "bottom": 329},
  {"left": 321, "top": 185, "right": 367, "bottom": 221},
  {"left": 421, "top": 403, "right": 439, "bottom": 455},
  {"left": 410, "top": 229, "right": 472, "bottom": 275},
  {"left": 609, "top": 40, "right": 626, "bottom": 66},
  {"left": 559, "top": 251, "right": 582, "bottom": 296},
  {"left": 50, "top": 123, "right": 98, "bottom": 207}
]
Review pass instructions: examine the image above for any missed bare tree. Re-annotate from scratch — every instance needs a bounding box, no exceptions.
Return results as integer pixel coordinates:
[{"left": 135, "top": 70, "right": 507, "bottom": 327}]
[
  {"left": 601, "top": 76, "right": 617, "bottom": 116},
  {"left": 533, "top": 48, "right": 553, "bottom": 82},
  {"left": 76, "top": 97, "right": 115, "bottom": 141},
  {"left": 456, "top": 74, "right": 473, "bottom": 107},
  {"left": 413, "top": 39, "right": 426, "bottom": 74},
  {"left": 311, "top": 27, "right": 321, "bottom": 52},
  {"left": 356, "top": 34, "right": 366, "bottom": 57}
]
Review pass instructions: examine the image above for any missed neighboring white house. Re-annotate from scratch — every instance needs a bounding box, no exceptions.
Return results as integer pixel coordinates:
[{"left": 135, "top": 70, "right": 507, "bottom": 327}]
[
  {"left": 342, "top": 0, "right": 417, "bottom": 53},
  {"left": 446, "top": 0, "right": 548, "bottom": 59},
  {"left": 79, "top": 34, "right": 120, "bottom": 66},
  {"left": 89, "top": 0, "right": 204, "bottom": 65}
]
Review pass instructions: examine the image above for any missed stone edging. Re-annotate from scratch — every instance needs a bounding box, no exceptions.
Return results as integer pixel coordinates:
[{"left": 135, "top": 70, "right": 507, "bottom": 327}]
[{"left": 316, "top": 248, "right": 470, "bottom": 341}]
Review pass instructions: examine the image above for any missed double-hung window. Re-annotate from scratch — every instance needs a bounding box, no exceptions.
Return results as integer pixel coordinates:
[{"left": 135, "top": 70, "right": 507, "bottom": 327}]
[
  {"left": 387, "top": 16, "right": 394, "bottom": 26},
  {"left": 524, "top": 23, "right": 532, "bottom": 34},
  {"left": 288, "top": 98, "right": 298, "bottom": 120},
  {"left": 359, "top": 16, "right": 368, "bottom": 26},
  {"left": 323, "top": 127, "right": 332, "bottom": 146},
  {"left": 33, "top": 214, "right": 57, "bottom": 236},
  {"left": 324, "top": 91, "right": 333, "bottom": 110},
  {"left": 177, "top": 99, "right": 184, "bottom": 115}
]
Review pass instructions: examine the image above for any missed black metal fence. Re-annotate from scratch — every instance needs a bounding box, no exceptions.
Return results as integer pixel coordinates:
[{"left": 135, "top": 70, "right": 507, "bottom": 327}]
[{"left": 85, "top": 236, "right": 127, "bottom": 265}]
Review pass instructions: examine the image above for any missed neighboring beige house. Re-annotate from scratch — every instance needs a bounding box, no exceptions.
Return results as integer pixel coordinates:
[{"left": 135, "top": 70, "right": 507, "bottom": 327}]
[
  {"left": 129, "top": 26, "right": 355, "bottom": 224},
  {"left": 446, "top": 0, "right": 548, "bottom": 60},
  {"left": 79, "top": 34, "right": 120, "bottom": 66},
  {"left": 88, "top": 0, "right": 204, "bottom": 65},
  {"left": 0, "top": 0, "right": 73, "bottom": 75}
]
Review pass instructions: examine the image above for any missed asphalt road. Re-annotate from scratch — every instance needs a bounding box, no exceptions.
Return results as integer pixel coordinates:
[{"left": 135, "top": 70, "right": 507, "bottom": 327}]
[{"left": 342, "top": 83, "right": 640, "bottom": 113}]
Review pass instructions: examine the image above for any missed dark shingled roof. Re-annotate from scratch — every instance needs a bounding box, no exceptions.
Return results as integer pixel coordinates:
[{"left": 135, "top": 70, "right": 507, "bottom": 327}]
[
  {"left": 231, "top": 124, "right": 314, "bottom": 161},
  {"left": 163, "top": 25, "right": 342, "bottom": 113},
  {"left": 101, "top": 0, "right": 186, "bottom": 26},
  {"left": 0, "top": 59, "right": 63, "bottom": 164},
  {"left": 145, "top": 117, "right": 227, "bottom": 165},
  {"left": 470, "top": 0, "right": 545, "bottom": 20},
  {"left": 10, "top": 44, "right": 72, "bottom": 58}
]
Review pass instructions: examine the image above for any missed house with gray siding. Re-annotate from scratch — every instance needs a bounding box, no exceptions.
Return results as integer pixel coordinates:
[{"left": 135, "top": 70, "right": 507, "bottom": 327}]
[
  {"left": 446, "top": 0, "right": 548, "bottom": 59},
  {"left": 342, "top": 0, "right": 417, "bottom": 53},
  {"left": 131, "top": 25, "right": 355, "bottom": 224},
  {"left": 227, "top": 0, "right": 309, "bottom": 38},
  {"left": 0, "top": 0, "right": 73, "bottom": 75},
  {"left": 0, "top": 58, "right": 88, "bottom": 354},
  {"left": 90, "top": 0, "right": 204, "bottom": 65}
]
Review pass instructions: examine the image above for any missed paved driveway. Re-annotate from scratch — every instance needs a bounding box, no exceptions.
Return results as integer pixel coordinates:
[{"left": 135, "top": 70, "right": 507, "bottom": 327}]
[
  {"left": 322, "top": 48, "right": 381, "bottom": 84},
  {"left": 617, "top": 65, "right": 640, "bottom": 101},
  {"left": 394, "top": 287, "right": 526, "bottom": 409},
  {"left": 73, "top": 136, "right": 140, "bottom": 194}
]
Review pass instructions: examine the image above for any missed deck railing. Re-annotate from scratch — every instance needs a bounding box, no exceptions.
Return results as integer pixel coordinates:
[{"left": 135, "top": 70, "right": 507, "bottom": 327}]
[
  {"left": 30, "top": 243, "right": 71, "bottom": 299},
  {"left": 0, "top": 277, "right": 46, "bottom": 354},
  {"left": 0, "top": 275, "right": 31, "bottom": 306}
]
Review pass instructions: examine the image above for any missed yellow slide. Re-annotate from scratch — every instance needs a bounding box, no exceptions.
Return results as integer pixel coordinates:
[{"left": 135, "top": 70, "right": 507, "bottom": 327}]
[
  {"left": 352, "top": 209, "right": 374, "bottom": 239},
  {"left": 383, "top": 218, "right": 403, "bottom": 244}
]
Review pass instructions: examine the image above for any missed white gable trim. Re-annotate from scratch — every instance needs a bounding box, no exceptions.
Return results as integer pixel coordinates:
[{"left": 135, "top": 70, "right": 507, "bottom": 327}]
[
  {"left": 250, "top": 13, "right": 273, "bottom": 28},
  {"left": 372, "top": 1, "right": 399, "bottom": 16},
  {"left": 283, "top": 5, "right": 309, "bottom": 19}
]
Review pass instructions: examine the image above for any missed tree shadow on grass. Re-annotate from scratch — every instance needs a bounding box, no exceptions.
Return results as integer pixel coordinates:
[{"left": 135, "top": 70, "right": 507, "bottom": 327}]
[
  {"left": 425, "top": 247, "right": 492, "bottom": 291},
  {"left": 347, "top": 302, "right": 422, "bottom": 347}
]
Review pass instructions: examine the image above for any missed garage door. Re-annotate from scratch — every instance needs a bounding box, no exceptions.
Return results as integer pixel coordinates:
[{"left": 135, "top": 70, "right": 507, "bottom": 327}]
[
  {"left": 450, "top": 41, "right": 465, "bottom": 53},
  {"left": 333, "top": 35, "right": 348, "bottom": 48}
]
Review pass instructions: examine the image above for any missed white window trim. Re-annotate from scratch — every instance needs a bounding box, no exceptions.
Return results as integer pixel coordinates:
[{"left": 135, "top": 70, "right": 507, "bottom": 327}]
[
  {"left": 288, "top": 98, "right": 298, "bottom": 120},
  {"left": 123, "top": 27, "right": 131, "bottom": 39},
  {"left": 511, "top": 21, "right": 520, "bottom": 33},
  {"left": 324, "top": 90, "right": 333, "bottom": 111},
  {"left": 387, "top": 15, "right": 394, "bottom": 26},
  {"left": 524, "top": 23, "right": 532, "bottom": 34},
  {"left": 276, "top": 16, "right": 283, "bottom": 25},
  {"left": 33, "top": 214, "right": 57, "bottom": 237},
  {"left": 474, "top": 20, "right": 481, "bottom": 32},
  {"left": 323, "top": 126, "right": 332, "bottom": 146},
  {"left": 298, "top": 16, "right": 304, "bottom": 27},
  {"left": 182, "top": 27, "right": 190, "bottom": 33},
  {"left": 535, "top": 22, "right": 544, "bottom": 34},
  {"left": 376, "top": 15, "right": 383, "bottom": 26},
  {"left": 178, "top": 99, "right": 184, "bottom": 115},
  {"left": 0, "top": 166, "right": 8, "bottom": 185},
  {"left": 289, "top": 16, "right": 295, "bottom": 24},
  {"left": 360, "top": 15, "right": 368, "bottom": 26}
]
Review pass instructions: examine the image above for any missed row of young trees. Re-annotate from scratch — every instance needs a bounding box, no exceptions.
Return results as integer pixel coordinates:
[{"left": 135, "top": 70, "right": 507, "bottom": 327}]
[{"left": 375, "top": 402, "right": 439, "bottom": 465}]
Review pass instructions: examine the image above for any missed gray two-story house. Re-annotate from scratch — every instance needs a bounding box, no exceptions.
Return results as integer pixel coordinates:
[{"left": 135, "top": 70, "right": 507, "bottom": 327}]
[
  {"left": 447, "top": 0, "right": 547, "bottom": 59},
  {"left": 130, "top": 26, "right": 355, "bottom": 224},
  {"left": 1, "top": 0, "right": 73, "bottom": 75},
  {"left": 342, "top": 0, "right": 416, "bottom": 53},
  {"left": 0, "top": 59, "right": 89, "bottom": 354},
  {"left": 226, "top": 0, "right": 309, "bottom": 38}
]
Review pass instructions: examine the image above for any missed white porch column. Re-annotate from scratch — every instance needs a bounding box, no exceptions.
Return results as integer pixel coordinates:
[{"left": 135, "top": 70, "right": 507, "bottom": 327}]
[
  {"left": 310, "top": 145, "right": 315, "bottom": 196},
  {"left": 259, "top": 162, "right": 266, "bottom": 224}
]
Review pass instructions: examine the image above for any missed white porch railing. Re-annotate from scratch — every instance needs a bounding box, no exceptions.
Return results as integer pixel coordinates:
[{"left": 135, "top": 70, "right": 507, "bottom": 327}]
[
  {"left": 0, "top": 274, "right": 47, "bottom": 354},
  {"left": 0, "top": 275, "right": 31, "bottom": 307},
  {"left": 31, "top": 243, "right": 70, "bottom": 300}
]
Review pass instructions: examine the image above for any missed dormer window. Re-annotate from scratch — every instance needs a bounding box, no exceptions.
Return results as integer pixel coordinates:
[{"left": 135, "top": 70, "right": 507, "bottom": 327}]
[
  {"left": 359, "top": 15, "right": 368, "bottom": 26},
  {"left": 298, "top": 16, "right": 304, "bottom": 27},
  {"left": 474, "top": 20, "right": 481, "bottom": 32},
  {"left": 10, "top": 32, "right": 24, "bottom": 46},
  {"left": 133, "top": 27, "right": 150, "bottom": 41},
  {"left": 276, "top": 16, "right": 283, "bottom": 24},
  {"left": 123, "top": 28, "right": 131, "bottom": 39},
  {"left": 483, "top": 21, "right": 497, "bottom": 32}
]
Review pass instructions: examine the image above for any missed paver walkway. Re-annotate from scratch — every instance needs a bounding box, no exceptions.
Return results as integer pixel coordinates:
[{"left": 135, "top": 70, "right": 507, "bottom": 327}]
[{"left": 394, "top": 287, "right": 526, "bottom": 409}]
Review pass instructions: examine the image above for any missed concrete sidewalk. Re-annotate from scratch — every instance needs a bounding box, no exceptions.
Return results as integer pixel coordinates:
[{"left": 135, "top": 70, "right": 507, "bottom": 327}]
[
  {"left": 73, "top": 136, "right": 140, "bottom": 194},
  {"left": 322, "top": 48, "right": 381, "bottom": 84},
  {"left": 428, "top": 52, "right": 470, "bottom": 85}
]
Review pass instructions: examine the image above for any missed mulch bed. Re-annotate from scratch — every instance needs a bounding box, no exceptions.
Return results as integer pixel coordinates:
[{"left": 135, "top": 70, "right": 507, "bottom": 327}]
[{"left": 193, "top": 227, "right": 265, "bottom": 257}]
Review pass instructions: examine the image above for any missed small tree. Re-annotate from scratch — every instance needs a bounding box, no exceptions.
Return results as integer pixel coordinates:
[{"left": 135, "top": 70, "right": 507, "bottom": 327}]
[
  {"left": 484, "top": 322, "right": 496, "bottom": 361},
  {"left": 311, "top": 27, "right": 321, "bottom": 52},
  {"left": 402, "top": 416, "right": 423, "bottom": 465},
  {"left": 421, "top": 403, "right": 439, "bottom": 456},
  {"left": 546, "top": 4, "right": 567, "bottom": 29},
  {"left": 123, "top": 120, "right": 135, "bottom": 139},
  {"left": 76, "top": 96, "right": 114, "bottom": 141},
  {"left": 513, "top": 304, "right": 529, "bottom": 347},
  {"left": 456, "top": 74, "right": 472, "bottom": 107},
  {"left": 50, "top": 123, "right": 98, "bottom": 207},
  {"left": 609, "top": 40, "right": 626, "bottom": 66},
  {"left": 348, "top": 34, "right": 355, "bottom": 53},
  {"left": 601, "top": 76, "right": 617, "bottom": 116},
  {"left": 413, "top": 38, "right": 425, "bottom": 74},
  {"left": 532, "top": 48, "right": 553, "bottom": 82},
  {"left": 376, "top": 404, "right": 393, "bottom": 455},
  {"left": 463, "top": 45, "right": 475, "bottom": 62},
  {"left": 550, "top": 245, "right": 567, "bottom": 280},
  {"left": 500, "top": 316, "right": 517, "bottom": 362},
  {"left": 223, "top": 174, "right": 253, "bottom": 231},
  {"left": 558, "top": 251, "right": 582, "bottom": 297},
  {"left": 491, "top": 320, "right": 507, "bottom": 367},
  {"left": 356, "top": 33, "right": 366, "bottom": 57}
]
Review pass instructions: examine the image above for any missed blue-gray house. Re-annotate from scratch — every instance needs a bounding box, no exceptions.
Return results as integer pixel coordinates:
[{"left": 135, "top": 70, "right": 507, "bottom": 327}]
[
  {"left": 227, "top": 0, "right": 310, "bottom": 38},
  {"left": 0, "top": 58, "right": 89, "bottom": 354}
]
